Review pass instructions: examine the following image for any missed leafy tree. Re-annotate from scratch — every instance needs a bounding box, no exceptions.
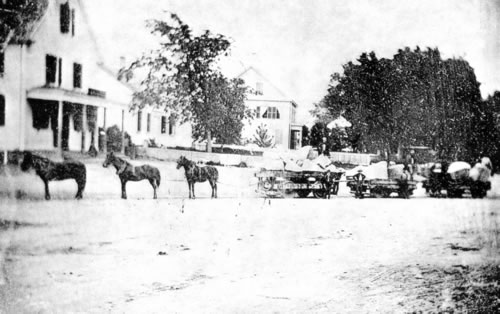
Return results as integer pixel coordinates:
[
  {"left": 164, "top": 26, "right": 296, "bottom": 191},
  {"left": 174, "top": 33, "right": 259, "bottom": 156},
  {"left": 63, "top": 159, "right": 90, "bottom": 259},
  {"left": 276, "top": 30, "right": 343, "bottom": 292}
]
[
  {"left": 253, "top": 124, "right": 274, "bottom": 148},
  {"left": 314, "top": 47, "right": 489, "bottom": 163},
  {"left": 309, "top": 122, "right": 328, "bottom": 148},
  {"left": 0, "top": 0, "right": 48, "bottom": 49},
  {"left": 121, "top": 13, "right": 251, "bottom": 152},
  {"left": 204, "top": 75, "right": 252, "bottom": 146}
]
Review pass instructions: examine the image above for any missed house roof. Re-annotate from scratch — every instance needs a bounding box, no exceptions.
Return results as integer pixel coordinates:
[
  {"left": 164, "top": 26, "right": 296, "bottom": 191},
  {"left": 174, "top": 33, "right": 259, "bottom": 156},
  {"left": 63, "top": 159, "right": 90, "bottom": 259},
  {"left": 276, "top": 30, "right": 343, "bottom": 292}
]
[{"left": 237, "top": 66, "right": 296, "bottom": 104}]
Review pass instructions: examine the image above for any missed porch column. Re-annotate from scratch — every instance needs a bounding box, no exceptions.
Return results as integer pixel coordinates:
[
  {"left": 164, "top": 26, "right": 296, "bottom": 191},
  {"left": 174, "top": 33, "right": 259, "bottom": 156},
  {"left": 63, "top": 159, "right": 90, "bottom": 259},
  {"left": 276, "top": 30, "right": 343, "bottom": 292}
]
[
  {"left": 102, "top": 107, "right": 107, "bottom": 154},
  {"left": 2, "top": 150, "right": 7, "bottom": 165},
  {"left": 121, "top": 109, "right": 125, "bottom": 154},
  {"left": 57, "top": 101, "right": 63, "bottom": 156},
  {"left": 18, "top": 44, "right": 26, "bottom": 151},
  {"left": 81, "top": 104, "right": 87, "bottom": 153}
]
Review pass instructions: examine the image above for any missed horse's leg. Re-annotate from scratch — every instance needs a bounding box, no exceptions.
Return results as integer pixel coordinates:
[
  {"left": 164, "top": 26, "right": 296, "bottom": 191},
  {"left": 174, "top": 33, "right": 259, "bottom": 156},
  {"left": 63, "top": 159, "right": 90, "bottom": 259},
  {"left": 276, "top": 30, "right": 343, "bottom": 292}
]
[
  {"left": 121, "top": 178, "right": 127, "bottom": 199},
  {"left": 43, "top": 178, "right": 51, "bottom": 200},
  {"left": 149, "top": 179, "right": 157, "bottom": 199},
  {"left": 209, "top": 180, "right": 215, "bottom": 198},
  {"left": 191, "top": 182, "right": 196, "bottom": 199},
  {"left": 75, "top": 176, "right": 85, "bottom": 199},
  {"left": 187, "top": 181, "right": 192, "bottom": 199},
  {"left": 215, "top": 182, "right": 217, "bottom": 198}
]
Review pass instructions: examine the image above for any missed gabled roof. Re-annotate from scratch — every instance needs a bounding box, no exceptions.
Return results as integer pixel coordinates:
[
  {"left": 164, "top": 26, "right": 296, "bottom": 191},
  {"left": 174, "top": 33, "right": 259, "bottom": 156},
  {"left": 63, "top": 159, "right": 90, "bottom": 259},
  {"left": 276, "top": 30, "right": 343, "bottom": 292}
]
[
  {"left": 1, "top": 0, "right": 104, "bottom": 62},
  {"left": 237, "top": 66, "right": 290, "bottom": 100}
]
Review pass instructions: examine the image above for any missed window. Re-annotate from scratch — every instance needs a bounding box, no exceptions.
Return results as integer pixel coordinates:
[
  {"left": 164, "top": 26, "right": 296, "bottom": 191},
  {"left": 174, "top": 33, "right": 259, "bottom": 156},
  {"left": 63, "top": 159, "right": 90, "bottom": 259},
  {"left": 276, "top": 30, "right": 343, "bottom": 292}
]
[
  {"left": 161, "top": 116, "right": 167, "bottom": 134},
  {"left": 46, "top": 55, "right": 57, "bottom": 84},
  {"left": 0, "top": 95, "right": 5, "bottom": 126},
  {"left": 73, "top": 63, "right": 82, "bottom": 88},
  {"left": 147, "top": 113, "right": 151, "bottom": 132},
  {"left": 256, "top": 106, "right": 260, "bottom": 118},
  {"left": 256, "top": 82, "right": 263, "bottom": 95},
  {"left": 0, "top": 51, "right": 4, "bottom": 76},
  {"left": 60, "top": 2, "right": 70, "bottom": 34},
  {"left": 168, "top": 115, "right": 175, "bottom": 135},
  {"left": 137, "top": 111, "right": 142, "bottom": 131},
  {"left": 262, "top": 107, "right": 280, "bottom": 119}
]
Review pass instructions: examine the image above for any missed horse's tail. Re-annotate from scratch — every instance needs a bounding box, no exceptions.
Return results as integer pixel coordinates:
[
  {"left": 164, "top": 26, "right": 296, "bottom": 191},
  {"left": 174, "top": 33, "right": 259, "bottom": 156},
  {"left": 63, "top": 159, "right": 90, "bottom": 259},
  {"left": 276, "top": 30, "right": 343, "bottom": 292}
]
[{"left": 156, "top": 170, "right": 161, "bottom": 187}]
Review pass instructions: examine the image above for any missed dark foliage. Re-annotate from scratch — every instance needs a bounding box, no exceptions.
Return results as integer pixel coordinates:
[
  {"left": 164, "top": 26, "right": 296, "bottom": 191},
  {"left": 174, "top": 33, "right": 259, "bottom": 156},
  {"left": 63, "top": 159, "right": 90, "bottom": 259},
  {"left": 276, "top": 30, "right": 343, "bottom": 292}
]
[{"left": 314, "top": 47, "right": 498, "bottom": 162}]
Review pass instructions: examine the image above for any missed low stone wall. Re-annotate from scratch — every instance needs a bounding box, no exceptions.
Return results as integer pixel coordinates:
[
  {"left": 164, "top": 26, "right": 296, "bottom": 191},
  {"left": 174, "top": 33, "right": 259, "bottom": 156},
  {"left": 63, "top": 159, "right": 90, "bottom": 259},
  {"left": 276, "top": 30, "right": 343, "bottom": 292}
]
[{"left": 142, "top": 147, "right": 264, "bottom": 167}]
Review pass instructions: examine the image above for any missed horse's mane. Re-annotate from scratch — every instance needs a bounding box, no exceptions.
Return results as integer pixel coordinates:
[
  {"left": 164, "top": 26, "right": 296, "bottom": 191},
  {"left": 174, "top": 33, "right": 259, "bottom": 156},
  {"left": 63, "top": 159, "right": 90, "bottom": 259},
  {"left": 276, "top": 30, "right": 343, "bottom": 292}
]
[{"left": 111, "top": 154, "right": 131, "bottom": 168}]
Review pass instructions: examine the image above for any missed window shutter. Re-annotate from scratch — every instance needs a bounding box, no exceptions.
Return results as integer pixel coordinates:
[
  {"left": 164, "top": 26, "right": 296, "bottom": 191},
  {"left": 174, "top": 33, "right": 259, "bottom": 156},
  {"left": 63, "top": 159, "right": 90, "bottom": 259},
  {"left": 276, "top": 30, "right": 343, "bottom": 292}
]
[
  {"left": 0, "top": 51, "right": 4, "bottom": 76},
  {"left": 137, "top": 111, "right": 142, "bottom": 131},
  {"left": 58, "top": 58, "right": 62, "bottom": 86},
  {"left": 0, "top": 95, "right": 5, "bottom": 126},
  {"left": 71, "top": 9, "right": 75, "bottom": 36}
]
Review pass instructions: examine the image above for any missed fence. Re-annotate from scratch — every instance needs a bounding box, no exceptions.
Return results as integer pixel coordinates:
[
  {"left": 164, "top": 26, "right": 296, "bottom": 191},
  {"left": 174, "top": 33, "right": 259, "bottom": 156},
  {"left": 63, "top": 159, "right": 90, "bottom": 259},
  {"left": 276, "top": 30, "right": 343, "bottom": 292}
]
[{"left": 142, "top": 147, "right": 378, "bottom": 167}]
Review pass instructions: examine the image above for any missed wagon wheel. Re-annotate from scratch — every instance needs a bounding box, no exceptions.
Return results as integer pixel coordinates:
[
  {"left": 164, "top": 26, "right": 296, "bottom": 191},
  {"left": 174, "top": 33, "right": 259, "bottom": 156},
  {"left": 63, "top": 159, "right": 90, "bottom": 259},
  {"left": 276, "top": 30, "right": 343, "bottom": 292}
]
[
  {"left": 260, "top": 177, "right": 276, "bottom": 191},
  {"left": 296, "top": 189, "right": 311, "bottom": 198},
  {"left": 313, "top": 188, "right": 328, "bottom": 199},
  {"left": 331, "top": 182, "right": 340, "bottom": 195}
]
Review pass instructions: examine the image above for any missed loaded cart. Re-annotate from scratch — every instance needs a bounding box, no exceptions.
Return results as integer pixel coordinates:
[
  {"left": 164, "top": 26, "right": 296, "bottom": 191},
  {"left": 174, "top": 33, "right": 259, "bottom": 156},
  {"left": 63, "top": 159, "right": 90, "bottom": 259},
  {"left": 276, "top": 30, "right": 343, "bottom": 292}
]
[
  {"left": 255, "top": 169, "right": 344, "bottom": 198},
  {"left": 345, "top": 162, "right": 418, "bottom": 198},
  {"left": 346, "top": 176, "right": 418, "bottom": 198}
]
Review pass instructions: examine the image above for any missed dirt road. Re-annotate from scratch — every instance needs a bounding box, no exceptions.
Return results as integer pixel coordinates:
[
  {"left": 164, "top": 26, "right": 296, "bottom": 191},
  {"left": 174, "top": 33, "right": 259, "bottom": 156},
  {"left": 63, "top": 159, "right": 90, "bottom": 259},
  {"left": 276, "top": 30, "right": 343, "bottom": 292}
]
[{"left": 0, "top": 161, "right": 499, "bottom": 313}]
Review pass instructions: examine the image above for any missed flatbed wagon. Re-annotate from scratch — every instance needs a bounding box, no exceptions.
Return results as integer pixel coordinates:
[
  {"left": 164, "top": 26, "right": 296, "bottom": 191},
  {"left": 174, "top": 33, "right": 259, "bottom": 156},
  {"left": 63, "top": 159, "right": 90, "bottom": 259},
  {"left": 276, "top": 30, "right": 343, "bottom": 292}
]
[
  {"left": 346, "top": 176, "right": 418, "bottom": 198},
  {"left": 255, "top": 169, "right": 344, "bottom": 198}
]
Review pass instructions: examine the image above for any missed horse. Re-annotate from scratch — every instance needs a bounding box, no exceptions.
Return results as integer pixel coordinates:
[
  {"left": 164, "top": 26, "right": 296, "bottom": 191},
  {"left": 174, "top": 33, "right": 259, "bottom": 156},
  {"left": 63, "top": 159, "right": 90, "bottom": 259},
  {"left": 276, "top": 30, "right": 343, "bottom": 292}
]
[
  {"left": 102, "top": 152, "right": 161, "bottom": 199},
  {"left": 176, "top": 156, "right": 218, "bottom": 199},
  {"left": 20, "top": 151, "right": 86, "bottom": 200}
]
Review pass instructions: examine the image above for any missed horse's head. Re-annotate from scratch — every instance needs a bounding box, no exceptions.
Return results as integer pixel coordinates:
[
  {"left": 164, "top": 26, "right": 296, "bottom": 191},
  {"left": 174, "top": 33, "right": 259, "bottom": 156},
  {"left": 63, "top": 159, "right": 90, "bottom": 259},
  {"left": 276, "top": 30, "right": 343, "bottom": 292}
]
[
  {"left": 176, "top": 156, "right": 186, "bottom": 169},
  {"left": 20, "top": 151, "right": 33, "bottom": 172},
  {"left": 103, "top": 151, "right": 114, "bottom": 168}
]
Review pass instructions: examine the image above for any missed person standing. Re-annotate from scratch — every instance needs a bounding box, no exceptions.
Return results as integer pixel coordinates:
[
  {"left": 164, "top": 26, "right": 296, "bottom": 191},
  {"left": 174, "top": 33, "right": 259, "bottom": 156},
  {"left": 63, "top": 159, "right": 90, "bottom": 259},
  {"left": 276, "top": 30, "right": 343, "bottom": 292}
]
[{"left": 353, "top": 169, "right": 366, "bottom": 199}]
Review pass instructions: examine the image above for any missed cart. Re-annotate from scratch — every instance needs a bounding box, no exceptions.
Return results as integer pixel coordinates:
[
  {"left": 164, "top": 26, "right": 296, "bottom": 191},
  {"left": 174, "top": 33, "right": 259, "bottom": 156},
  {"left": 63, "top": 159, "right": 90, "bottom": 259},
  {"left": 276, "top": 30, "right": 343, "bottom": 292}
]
[
  {"left": 346, "top": 176, "right": 417, "bottom": 198},
  {"left": 255, "top": 169, "right": 344, "bottom": 198}
]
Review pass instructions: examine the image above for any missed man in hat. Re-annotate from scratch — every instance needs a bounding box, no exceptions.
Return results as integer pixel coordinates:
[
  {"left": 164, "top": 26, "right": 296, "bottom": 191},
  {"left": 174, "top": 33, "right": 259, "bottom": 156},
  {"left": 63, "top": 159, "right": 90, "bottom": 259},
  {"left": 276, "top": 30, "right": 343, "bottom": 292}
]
[{"left": 352, "top": 168, "right": 366, "bottom": 199}]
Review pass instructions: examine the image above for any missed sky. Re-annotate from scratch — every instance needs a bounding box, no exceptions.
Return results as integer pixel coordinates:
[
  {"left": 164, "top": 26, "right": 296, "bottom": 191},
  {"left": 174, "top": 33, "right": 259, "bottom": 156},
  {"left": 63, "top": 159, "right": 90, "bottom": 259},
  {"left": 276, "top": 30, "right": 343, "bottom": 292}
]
[{"left": 85, "top": 0, "right": 500, "bottom": 123}]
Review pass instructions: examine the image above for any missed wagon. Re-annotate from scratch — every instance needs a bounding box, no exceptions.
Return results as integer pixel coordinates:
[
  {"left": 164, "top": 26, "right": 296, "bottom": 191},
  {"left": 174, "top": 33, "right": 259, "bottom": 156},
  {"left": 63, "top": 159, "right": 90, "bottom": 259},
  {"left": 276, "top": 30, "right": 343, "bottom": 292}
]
[
  {"left": 346, "top": 176, "right": 418, "bottom": 198},
  {"left": 255, "top": 169, "right": 344, "bottom": 198}
]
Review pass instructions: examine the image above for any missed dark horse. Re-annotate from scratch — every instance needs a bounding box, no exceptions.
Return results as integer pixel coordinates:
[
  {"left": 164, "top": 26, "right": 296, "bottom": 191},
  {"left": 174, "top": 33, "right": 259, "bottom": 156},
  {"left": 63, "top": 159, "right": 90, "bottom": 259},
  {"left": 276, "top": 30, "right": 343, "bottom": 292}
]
[
  {"left": 20, "top": 151, "right": 86, "bottom": 200},
  {"left": 103, "top": 152, "right": 161, "bottom": 199},
  {"left": 176, "top": 156, "right": 218, "bottom": 199}
]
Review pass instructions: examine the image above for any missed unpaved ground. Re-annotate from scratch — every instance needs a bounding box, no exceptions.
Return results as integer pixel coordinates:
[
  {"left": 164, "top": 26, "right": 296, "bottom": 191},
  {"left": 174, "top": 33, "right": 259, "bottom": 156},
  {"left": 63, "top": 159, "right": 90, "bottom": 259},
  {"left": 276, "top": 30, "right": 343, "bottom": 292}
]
[{"left": 0, "top": 159, "right": 499, "bottom": 313}]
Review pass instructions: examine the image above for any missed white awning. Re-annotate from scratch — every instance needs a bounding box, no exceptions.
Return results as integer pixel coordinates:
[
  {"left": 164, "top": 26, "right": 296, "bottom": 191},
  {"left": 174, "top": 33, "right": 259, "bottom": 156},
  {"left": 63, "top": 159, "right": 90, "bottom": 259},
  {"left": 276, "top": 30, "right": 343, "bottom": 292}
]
[{"left": 27, "top": 87, "right": 128, "bottom": 109}]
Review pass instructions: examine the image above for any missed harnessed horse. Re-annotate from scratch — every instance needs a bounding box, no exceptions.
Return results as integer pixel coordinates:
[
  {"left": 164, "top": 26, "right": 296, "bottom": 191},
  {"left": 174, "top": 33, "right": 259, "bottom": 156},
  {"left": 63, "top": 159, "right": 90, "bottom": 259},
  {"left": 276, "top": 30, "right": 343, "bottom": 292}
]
[
  {"left": 20, "top": 151, "right": 86, "bottom": 200},
  {"left": 103, "top": 152, "right": 161, "bottom": 199},
  {"left": 176, "top": 156, "right": 218, "bottom": 199}
]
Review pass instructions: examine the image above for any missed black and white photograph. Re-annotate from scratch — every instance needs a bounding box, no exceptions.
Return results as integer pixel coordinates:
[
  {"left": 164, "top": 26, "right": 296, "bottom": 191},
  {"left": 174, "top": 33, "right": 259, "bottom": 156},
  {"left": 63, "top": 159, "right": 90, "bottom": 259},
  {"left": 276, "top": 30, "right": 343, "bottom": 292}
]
[{"left": 1, "top": 0, "right": 500, "bottom": 312}]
